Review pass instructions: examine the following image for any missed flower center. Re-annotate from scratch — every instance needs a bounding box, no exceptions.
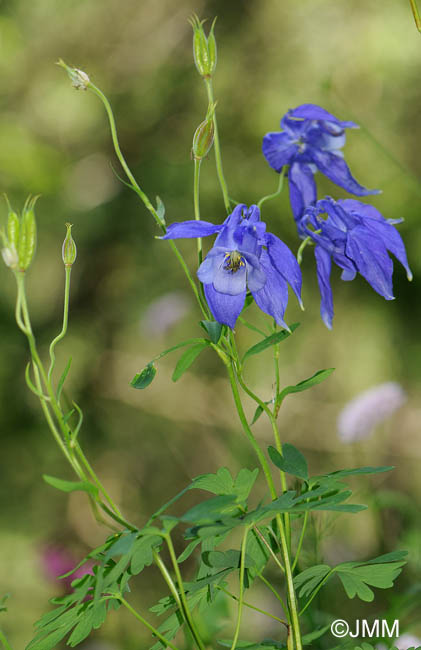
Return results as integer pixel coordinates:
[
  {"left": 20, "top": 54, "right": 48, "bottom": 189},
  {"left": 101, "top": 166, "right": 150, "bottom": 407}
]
[{"left": 224, "top": 250, "right": 245, "bottom": 273}]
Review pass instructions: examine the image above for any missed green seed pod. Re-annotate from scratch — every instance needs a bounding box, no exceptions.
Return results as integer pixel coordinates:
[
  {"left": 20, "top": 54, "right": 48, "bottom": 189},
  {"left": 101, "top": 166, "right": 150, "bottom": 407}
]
[
  {"left": 7, "top": 211, "right": 20, "bottom": 251},
  {"left": 192, "top": 116, "right": 214, "bottom": 160},
  {"left": 190, "top": 15, "right": 217, "bottom": 78},
  {"left": 207, "top": 18, "right": 217, "bottom": 76},
  {"left": 19, "top": 196, "right": 38, "bottom": 271},
  {"left": 62, "top": 223, "right": 77, "bottom": 267}
]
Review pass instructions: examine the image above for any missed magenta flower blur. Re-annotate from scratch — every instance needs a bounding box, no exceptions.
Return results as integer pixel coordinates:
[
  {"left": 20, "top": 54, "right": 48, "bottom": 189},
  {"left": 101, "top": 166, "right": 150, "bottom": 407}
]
[
  {"left": 262, "top": 104, "right": 379, "bottom": 221},
  {"left": 300, "top": 197, "right": 412, "bottom": 328},
  {"left": 162, "top": 204, "right": 302, "bottom": 329}
]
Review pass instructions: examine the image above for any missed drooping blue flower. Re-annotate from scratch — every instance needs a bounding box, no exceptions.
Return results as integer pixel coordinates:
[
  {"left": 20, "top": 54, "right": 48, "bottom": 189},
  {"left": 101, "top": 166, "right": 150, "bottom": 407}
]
[
  {"left": 299, "top": 197, "right": 412, "bottom": 329},
  {"left": 262, "top": 104, "right": 379, "bottom": 221},
  {"left": 162, "top": 204, "right": 302, "bottom": 329}
]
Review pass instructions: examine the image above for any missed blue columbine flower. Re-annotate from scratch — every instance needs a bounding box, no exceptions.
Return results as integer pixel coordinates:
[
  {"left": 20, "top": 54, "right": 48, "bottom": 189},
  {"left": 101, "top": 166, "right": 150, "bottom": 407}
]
[
  {"left": 162, "top": 204, "right": 302, "bottom": 329},
  {"left": 262, "top": 104, "right": 379, "bottom": 221},
  {"left": 300, "top": 197, "right": 412, "bottom": 329}
]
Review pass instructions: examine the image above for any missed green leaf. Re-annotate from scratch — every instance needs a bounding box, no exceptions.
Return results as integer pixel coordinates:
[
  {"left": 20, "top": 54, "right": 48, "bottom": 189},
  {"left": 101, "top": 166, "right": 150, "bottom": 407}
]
[
  {"left": 56, "top": 357, "right": 72, "bottom": 402},
  {"left": 242, "top": 323, "right": 299, "bottom": 362},
  {"left": 233, "top": 468, "right": 259, "bottom": 502},
  {"left": 251, "top": 405, "right": 264, "bottom": 425},
  {"left": 336, "top": 554, "right": 407, "bottom": 602},
  {"left": 130, "top": 363, "right": 156, "bottom": 389},
  {"left": 131, "top": 535, "right": 162, "bottom": 575},
  {"left": 325, "top": 466, "right": 394, "bottom": 480},
  {"left": 181, "top": 495, "right": 238, "bottom": 524},
  {"left": 268, "top": 444, "right": 308, "bottom": 480},
  {"left": 191, "top": 467, "right": 234, "bottom": 495},
  {"left": 200, "top": 320, "right": 223, "bottom": 344},
  {"left": 0, "top": 593, "right": 9, "bottom": 614},
  {"left": 203, "top": 549, "right": 254, "bottom": 570},
  {"left": 277, "top": 368, "right": 334, "bottom": 402},
  {"left": 301, "top": 625, "right": 330, "bottom": 645},
  {"left": 172, "top": 342, "right": 208, "bottom": 382},
  {"left": 177, "top": 539, "right": 201, "bottom": 563},
  {"left": 156, "top": 195, "right": 165, "bottom": 222},
  {"left": 67, "top": 608, "right": 94, "bottom": 646},
  {"left": 42, "top": 475, "right": 98, "bottom": 498},
  {"left": 104, "top": 531, "right": 138, "bottom": 560},
  {"left": 294, "top": 564, "right": 332, "bottom": 598}
]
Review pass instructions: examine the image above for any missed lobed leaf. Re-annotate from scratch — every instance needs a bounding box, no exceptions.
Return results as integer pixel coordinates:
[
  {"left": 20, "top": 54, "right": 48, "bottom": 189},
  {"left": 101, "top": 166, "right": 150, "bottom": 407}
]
[{"left": 268, "top": 444, "right": 309, "bottom": 480}]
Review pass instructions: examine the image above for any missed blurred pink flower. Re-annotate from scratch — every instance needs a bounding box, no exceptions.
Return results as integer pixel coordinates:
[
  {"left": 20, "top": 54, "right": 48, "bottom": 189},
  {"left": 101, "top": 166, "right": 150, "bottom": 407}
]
[
  {"left": 337, "top": 381, "right": 406, "bottom": 443},
  {"left": 41, "top": 546, "right": 93, "bottom": 591},
  {"left": 377, "top": 633, "right": 421, "bottom": 649}
]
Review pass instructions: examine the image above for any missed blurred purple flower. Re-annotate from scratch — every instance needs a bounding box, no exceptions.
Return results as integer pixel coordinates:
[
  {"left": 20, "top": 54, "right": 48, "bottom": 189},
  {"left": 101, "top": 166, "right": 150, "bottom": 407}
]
[
  {"left": 141, "top": 291, "right": 191, "bottom": 336},
  {"left": 337, "top": 382, "right": 407, "bottom": 443},
  {"left": 41, "top": 546, "right": 93, "bottom": 591},
  {"left": 262, "top": 103, "right": 379, "bottom": 221}
]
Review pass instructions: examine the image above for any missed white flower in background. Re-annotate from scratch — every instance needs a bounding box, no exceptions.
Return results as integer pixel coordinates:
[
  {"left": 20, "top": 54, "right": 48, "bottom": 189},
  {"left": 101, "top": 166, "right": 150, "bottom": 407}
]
[
  {"left": 141, "top": 292, "right": 191, "bottom": 337},
  {"left": 337, "top": 382, "right": 406, "bottom": 443},
  {"left": 377, "top": 633, "right": 421, "bottom": 649}
]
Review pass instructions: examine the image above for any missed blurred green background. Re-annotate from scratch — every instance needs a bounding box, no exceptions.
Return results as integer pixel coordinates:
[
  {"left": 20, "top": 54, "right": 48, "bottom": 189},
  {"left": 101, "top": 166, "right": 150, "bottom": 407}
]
[{"left": 0, "top": 0, "right": 420, "bottom": 647}]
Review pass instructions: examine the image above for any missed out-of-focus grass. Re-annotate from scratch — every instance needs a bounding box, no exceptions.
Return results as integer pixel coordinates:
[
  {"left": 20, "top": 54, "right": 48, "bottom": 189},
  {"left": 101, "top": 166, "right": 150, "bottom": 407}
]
[{"left": 0, "top": 0, "right": 420, "bottom": 647}]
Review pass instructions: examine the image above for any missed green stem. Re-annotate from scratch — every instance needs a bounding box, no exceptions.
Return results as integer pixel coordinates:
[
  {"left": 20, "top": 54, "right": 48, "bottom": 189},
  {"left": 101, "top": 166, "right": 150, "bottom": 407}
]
[
  {"left": 277, "top": 515, "right": 302, "bottom": 650},
  {"left": 296, "top": 236, "right": 313, "bottom": 265},
  {"left": 0, "top": 629, "right": 12, "bottom": 650},
  {"left": 48, "top": 266, "right": 71, "bottom": 383},
  {"left": 165, "top": 534, "right": 206, "bottom": 650},
  {"left": 88, "top": 82, "right": 208, "bottom": 318},
  {"left": 253, "top": 526, "right": 285, "bottom": 575},
  {"left": 216, "top": 585, "right": 288, "bottom": 626},
  {"left": 16, "top": 272, "right": 130, "bottom": 531},
  {"left": 118, "top": 596, "right": 181, "bottom": 650},
  {"left": 409, "top": 0, "right": 421, "bottom": 31},
  {"left": 230, "top": 525, "right": 251, "bottom": 650},
  {"left": 258, "top": 574, "right": 289, "bottom": 620},
  {"left": 205, "top": 79, "right": 230, "bottom": 212},
  {"left": 193, "top": 158, "right": 203, "bottom": 264},
  {"left": 292, "top": 512, "right": 308, "bottom": 573},
  {"left": 227, "top": 363, "right": 276, "bottom": 498},
  {"left": 257, "top": 168, "right": 286, "bottom": 210}
]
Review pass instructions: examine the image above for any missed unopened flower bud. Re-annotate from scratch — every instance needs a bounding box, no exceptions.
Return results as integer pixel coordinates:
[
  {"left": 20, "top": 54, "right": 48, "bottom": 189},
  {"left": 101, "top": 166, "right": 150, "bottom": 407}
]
[
  {"left": 190, "top": 15, "right": 217, "bottom": 78},
  {"left": 192, "top": 109, "right": 215, "bottom": 160},
  {"left": 57, "top": 59, "right": 90, "bottom": 90},
  {"left": 62, "top": 223, "right": 77, "bottom": 267}
]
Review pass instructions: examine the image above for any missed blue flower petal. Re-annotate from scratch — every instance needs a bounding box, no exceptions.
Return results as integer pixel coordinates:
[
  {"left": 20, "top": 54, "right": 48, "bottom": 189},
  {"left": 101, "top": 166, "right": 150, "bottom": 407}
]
[
  {"left": 162, "top": 220, "right": 223, "bottom": 240},
  {"left": 338, "top": 199, "right": 412, "bottom": 280},
  {"left": 288, "top": 162, "right": 317, "bottom": 222},
  {"left": 345, "top": 226, "right": 394, "bottom": 300},
  {"left": 262, "top": 131, "right": 298, "bottom": 172},
  {"left": 311, "top": 149, "right": 380, "bottom": 197},
  {"left": 204, "top": 283, "right": 246, "bottom": 329},
  {"left": 314, "top": 245, "right": 334, "bottom": 329},
  {"left": 289, "top": 104, "right": 357, "bottom": 129},
  {"left": 251, "top": 250, "right": 289, "bottom": 328},
  {"left": 197, "top": 247, "right": 226, "bottom": 284},
  {"left": 213, "top": 259, "right": 247, "bottom": 295},
  {"left": 265, "top": 233, "right": 303, "bottom": 306}
]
